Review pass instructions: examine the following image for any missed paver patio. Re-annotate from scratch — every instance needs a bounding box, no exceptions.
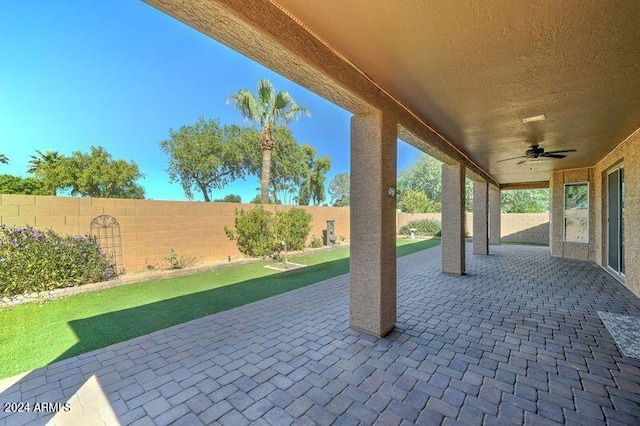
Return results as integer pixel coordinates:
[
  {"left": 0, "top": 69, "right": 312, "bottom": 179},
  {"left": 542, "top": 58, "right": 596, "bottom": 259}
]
[{"left": 1, "top": 244, "right": 640, "bottom": 425}]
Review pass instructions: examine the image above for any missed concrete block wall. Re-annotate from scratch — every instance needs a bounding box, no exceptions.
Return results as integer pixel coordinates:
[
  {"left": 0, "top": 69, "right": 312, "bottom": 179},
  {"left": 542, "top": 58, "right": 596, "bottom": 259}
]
[
  {"left": 500, "top": 213, "right": 550, "bottom": 245},
  {"left": 397, "top": 212, "right": 549, "bottom": 245},
  {"left": 0, "top": 195, "right": 349, "bottom": 272},
  {"left": 0, "top": 194, "right": 552, "bottom": 273}
]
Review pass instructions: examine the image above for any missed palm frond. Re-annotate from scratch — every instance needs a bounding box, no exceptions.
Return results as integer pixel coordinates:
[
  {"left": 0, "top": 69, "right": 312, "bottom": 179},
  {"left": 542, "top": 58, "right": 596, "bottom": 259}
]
[
  {"left": 257, "top": 79, "right": 275, "bottom": 107},
  {"left": 228, "top": 89, "right": 261, "bottom": 123},
  {"left": 275, "top": 92, "right": 310, "bottom": 124}
]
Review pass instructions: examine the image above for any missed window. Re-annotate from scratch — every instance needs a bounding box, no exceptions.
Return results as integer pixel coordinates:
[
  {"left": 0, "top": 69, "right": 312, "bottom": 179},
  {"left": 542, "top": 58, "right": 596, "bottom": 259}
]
[{"left": 564, "top": 183, "right": 589, "bottom": 243}]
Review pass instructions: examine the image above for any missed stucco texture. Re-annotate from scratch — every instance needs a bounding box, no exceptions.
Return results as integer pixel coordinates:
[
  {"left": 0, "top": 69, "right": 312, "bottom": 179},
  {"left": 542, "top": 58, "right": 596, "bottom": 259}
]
[{"left": 550, "top": 128, "right": 640, "bottom": 297}]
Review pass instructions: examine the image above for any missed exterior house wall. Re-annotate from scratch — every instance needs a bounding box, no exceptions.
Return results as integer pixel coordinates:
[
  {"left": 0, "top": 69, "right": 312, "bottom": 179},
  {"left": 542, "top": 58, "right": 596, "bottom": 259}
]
[
  {"left": 550, "top": 168, "right": 596, "bottom": 261},
  {"left": 550, "top": 128, "right": 640, "bottom": 297},
  {"left": 593, "top": 129, "right": 640, "bottom": 296}
]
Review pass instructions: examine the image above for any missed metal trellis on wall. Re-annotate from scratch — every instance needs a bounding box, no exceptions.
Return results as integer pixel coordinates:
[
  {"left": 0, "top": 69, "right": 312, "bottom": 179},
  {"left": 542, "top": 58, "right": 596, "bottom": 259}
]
[{"left": 90, "top": 215, "right": 124, "bottom": 273}]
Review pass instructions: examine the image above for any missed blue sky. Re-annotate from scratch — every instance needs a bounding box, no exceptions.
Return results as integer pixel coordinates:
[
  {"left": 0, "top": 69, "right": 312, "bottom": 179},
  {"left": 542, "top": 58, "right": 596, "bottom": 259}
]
[{"left": 0, "top": 0, "right": 422, "bottom": 203}]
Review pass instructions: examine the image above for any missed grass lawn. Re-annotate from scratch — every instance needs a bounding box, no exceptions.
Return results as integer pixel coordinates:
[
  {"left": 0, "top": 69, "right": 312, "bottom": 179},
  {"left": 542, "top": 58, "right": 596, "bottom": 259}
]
[{"left": 0, "top": 237, "right": 440, "bottom": 379}]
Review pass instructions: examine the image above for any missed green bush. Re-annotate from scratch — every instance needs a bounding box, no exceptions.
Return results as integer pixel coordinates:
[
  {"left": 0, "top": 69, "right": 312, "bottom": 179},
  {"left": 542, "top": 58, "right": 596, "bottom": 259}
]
[
  {"left": 274, "top": 208, "right": 312, "bottom": 252},
  {"left": 0, "top": 225, "right": 117, "bottom": 298},
  {"left": 225, "top": 206, "right": 312, "bottom": 257},
  {"left": 309, "top": 235, "right": 323, "bottom": 248},
  {"left": 398, "top": 219, "right": 442, "bottom": 237},
  {"left": 225, "top": 206, "right": 275, "bottom": 257}
]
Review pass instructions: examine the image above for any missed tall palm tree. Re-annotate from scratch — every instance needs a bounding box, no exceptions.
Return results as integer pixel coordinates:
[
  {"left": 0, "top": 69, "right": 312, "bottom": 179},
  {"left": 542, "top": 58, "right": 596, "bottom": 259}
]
[
  {"left": 0, "top": 153, "right": 8, "bottom": 164},
  {"left": 229, "top": 79, "right": 309, "bottom": 204},
  {"left": 27, "top": 150, "right": 63, "bottom": 174}
]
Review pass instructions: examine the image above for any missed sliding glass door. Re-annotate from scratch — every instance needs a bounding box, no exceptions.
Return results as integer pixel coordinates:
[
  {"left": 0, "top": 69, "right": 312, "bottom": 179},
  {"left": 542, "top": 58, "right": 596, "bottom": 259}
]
[{"left": 607, "top": 167, "right": 624, "bottom": 276}]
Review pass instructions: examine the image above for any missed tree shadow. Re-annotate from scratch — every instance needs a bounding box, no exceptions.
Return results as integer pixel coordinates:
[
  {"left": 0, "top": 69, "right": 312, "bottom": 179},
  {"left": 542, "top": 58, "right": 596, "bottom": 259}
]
[
  {"left": 0, "top": 258, "right": 351, "bottom": 424},
  {"left": 501, "top": 222, "right": 549, "bottom": 245},
  {"left": 0, "top": 240, "right": 440, "bottom": 424}
]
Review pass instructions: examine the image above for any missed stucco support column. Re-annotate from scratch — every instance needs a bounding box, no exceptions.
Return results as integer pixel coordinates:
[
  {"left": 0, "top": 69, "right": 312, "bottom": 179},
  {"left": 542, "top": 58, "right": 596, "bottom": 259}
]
[
  {"left": 442, "top": 163, "right": 466, "bottom": 274},
  {"left": 473, "top": 180, "right": 489, "bottom": 255},
  {"left": 489, "top": 188, "right": 501, "bottom": 245},
  {"left": 349, "top": 111, "right": 397, "bottom": 337}
]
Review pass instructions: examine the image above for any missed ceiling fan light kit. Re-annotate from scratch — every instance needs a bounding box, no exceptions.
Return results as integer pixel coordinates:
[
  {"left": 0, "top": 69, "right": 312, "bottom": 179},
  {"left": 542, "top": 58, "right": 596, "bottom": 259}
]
[{"left": 498, "top": 144, "right": 577, "bottom": 165}]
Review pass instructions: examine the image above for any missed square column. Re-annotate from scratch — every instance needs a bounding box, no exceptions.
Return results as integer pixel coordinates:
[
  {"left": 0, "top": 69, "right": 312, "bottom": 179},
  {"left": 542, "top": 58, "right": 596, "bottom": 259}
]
[
  {"left": 442, "top": 163, "right": 466, "bottom": 274},
  {"left": 473, "top": 180, "right": 489, "bottom": 255},
  {"left": 350, "top": 111, "right": 397, "bottom": 337},
  {"left": 489, "top": 188, "right": 501, "bottom": 245}
]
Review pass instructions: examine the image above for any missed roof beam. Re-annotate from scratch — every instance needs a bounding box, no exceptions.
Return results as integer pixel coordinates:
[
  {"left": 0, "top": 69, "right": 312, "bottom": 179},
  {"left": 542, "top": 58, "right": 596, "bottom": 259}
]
[{"left": 500, "top": 181, "right": 550, "bottom": 190}]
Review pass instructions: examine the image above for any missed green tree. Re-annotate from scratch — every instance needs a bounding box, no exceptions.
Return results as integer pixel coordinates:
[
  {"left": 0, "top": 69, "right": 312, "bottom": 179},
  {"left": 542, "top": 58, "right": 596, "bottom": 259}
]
[
  {"left": 0, "top": 154, "right": 8, "bottom": 164},
  {"left": 229, "top": 79, "right": 309, "bottom": 204},
  {"left": 214, "top": 194, "right": 242, "bottom": 203},
  {"left": 397, "top": 154, "right": 474, "bottom": 212},
  {"left": 501, "top": 189, "right": 550, "bottom": 213},
  {"left": 398, "top": 189, "right": 440, "bottom": 213},
  {"left": 0, "top": 175, "right": 47, "bottom": 195},
  {"left": 298, "top": 147, "right": 331, "bottom": 206},
  {"left": 27, "top": 150, "right": 64, "bottom": 174},
  {"left": 242, "top": 126, "right": 330, "bottom": 206},
  {"left": 397, "top": 155, "right": 442, "bottom": 203},
  {"left": 328, "top": 172, "right": 350, "bottom": 207},
  {"left": 160, "top": 118, "right": 251, "bottom": 202},
  {"left": 37, "top": 146, "right": 144, "bottom": 198}
]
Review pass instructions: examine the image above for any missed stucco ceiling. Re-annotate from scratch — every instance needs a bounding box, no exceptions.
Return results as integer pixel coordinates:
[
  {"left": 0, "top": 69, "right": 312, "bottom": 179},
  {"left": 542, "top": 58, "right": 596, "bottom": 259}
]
[{"left": 273, "top": 0, "right": 640, "bottom": 185}]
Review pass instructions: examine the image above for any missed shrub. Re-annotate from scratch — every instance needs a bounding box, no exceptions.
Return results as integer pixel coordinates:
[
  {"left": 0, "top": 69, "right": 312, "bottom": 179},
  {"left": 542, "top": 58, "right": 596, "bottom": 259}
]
[
  {"left": 0, "top": 225, "right": 117, "bottom": 298},
  {"left": 225, "top": 206, "right": 275, "bottom": 257},
  {"left": 398, "top": 219, "right": 442, "bottom": 237},
  {"left": 225, "top": 206, "right": 313, "bottom": 257},
  {"left": 274, "top": 208, "right": 312, "bottom": 252},
  {"left": 309, "top": 235, "right": 323, "bottom": 248},
  {"left": 163, "top": 249, "right": 196, "bottom": 270},
  {"left": 398, "top": 190, "right": 441, "bottom": 213}
]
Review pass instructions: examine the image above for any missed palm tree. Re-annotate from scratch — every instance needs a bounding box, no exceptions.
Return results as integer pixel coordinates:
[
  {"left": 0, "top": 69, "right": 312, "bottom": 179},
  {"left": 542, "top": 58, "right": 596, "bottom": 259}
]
[
  {"left": 229, "top": 79, "right": 309, "bottom": 204},
  {"left": 0, "top": 153, "right": 8, "bottom": 164},
  {"left": 27, "top": 150, "right": 63, "bottom": 174}
]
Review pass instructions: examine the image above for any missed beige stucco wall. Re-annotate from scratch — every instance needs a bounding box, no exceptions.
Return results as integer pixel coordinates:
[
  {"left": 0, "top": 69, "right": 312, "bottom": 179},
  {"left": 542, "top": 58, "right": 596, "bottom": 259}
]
[
  {"left": 397, "top": 212, "right": 549, "bottom": 245},
  {"left": 593, "top": 129, "right": 640, "bottom": 296},
  {"left": 550, "top": 128, "right": 640, "bottom": 297},
  {"left": 0, "top": 195, "right": 349, "bottom": 272},
  {"left": 549, "top": 168, "right": 596, "bottom": 261}
]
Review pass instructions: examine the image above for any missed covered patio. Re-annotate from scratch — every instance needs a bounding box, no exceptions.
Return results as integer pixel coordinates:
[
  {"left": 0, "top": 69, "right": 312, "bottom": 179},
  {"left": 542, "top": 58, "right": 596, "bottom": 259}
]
[
  {"left": 141, "top": 0, "right": 640, "bottom": 340},
  {"left": 2, "top": 244, "right": 639, "bottom": 425}
]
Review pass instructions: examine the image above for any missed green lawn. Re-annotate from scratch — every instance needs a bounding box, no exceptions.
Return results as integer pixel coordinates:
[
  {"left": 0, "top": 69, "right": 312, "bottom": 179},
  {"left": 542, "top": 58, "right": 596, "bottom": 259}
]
[{"left": 0, "top": 237, "right": 440, "bottom": 379}]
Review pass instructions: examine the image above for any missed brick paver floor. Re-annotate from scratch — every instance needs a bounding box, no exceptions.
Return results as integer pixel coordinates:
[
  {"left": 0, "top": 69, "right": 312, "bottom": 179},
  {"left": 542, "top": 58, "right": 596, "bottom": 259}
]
[{"left": 1, "top": 244, "right": 640, "bottom": 425}]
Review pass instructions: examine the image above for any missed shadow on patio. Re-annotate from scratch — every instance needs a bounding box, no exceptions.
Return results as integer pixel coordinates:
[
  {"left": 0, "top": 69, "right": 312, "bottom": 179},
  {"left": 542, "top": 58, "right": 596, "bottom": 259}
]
[{"left": 2, "top": 244, "right": 640, "bottom": 425}]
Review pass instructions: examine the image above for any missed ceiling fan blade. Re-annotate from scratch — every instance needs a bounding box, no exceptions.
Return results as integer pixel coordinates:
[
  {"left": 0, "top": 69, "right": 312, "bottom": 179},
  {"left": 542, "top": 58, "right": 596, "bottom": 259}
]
[
  {"left": 517, "top": 159, "right": 530, "bottom": 165},
  {"left": 541, "top": 153, "right": 567, "bottom": 159},
  {"left": 544, "top": 149, "right": 577, "bottom": 154},
  {"left": 497, "top": 156, "right": 527, "bottom": 163}
]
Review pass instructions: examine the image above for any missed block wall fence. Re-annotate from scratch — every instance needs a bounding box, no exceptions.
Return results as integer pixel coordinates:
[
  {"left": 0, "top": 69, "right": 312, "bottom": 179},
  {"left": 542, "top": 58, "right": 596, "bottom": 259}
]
[
  {"left": 0, "top": 194, "right": 548, "bottom": 272},
  {"left": 397, "top": 212, "right": 549, "bottom": 245}
]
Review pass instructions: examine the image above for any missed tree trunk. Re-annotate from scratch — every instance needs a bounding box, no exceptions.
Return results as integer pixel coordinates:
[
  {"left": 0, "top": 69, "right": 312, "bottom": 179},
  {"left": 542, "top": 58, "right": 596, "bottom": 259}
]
[
  {"left": 260, "top": 148, "right": 272, "bottom": 204},
  {"left": 260, "top": 123, "right": 275, "bottom": 204},
  {"left": 198, "top": 181, "right": 211, "bottom": 202}
]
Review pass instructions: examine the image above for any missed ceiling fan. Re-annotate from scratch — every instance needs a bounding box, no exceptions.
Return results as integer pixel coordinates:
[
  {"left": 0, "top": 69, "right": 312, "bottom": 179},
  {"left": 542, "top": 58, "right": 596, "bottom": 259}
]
[{"left": 498, "top": 144, "right": 576, "bottom": 165}]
